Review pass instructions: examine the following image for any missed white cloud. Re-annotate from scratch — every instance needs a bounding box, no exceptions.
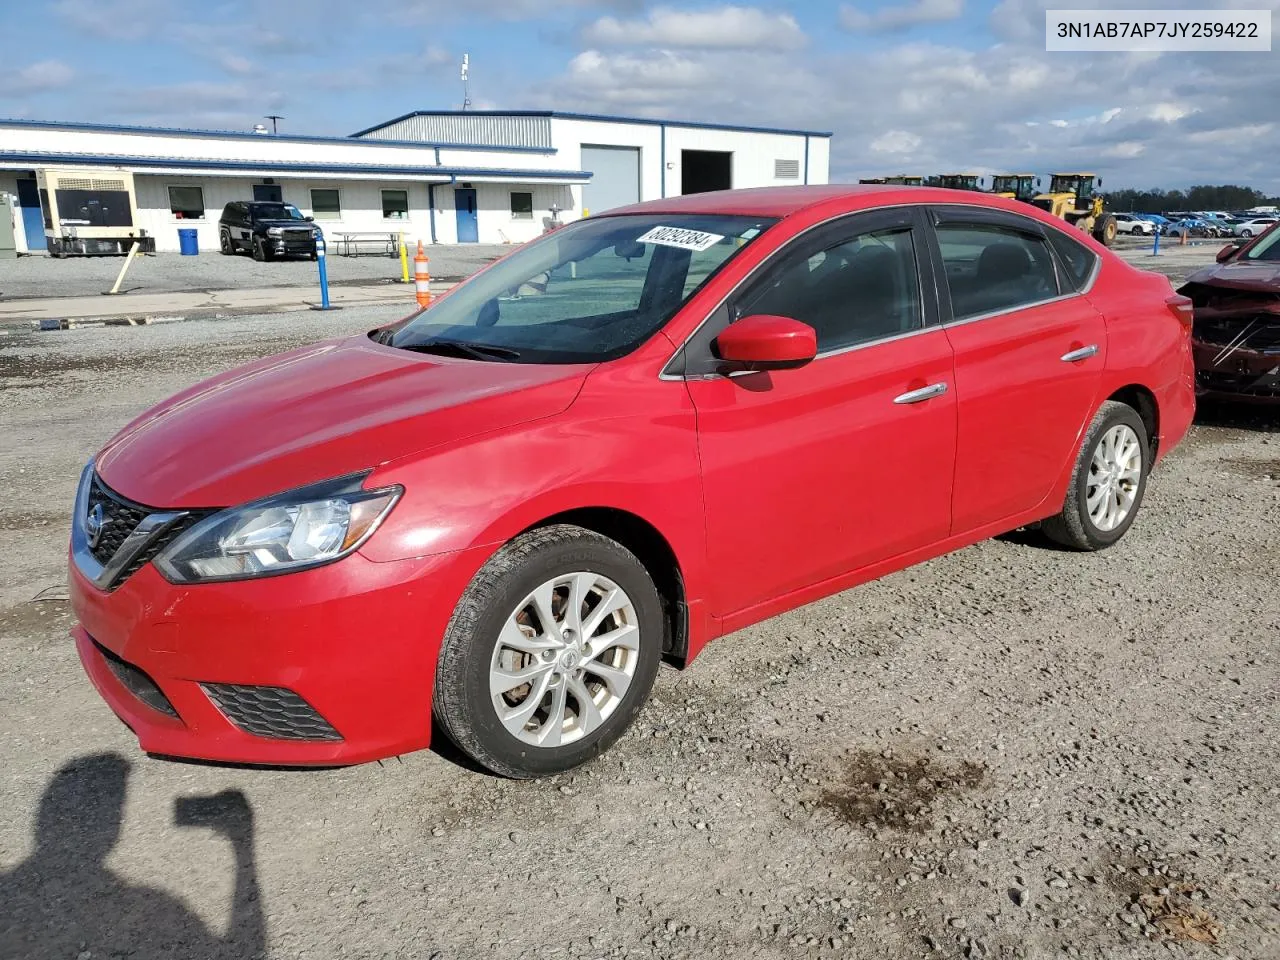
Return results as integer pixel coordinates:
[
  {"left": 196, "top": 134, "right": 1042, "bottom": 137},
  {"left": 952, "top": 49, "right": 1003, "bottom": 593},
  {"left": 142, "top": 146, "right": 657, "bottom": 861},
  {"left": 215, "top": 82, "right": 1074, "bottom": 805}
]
[
  {"left": 584, "top": 6, "right": 806, "bottom": 50},
  {"left": 870, "top": 130, "right": 923, "bottom": 154},
  {"left": 840, "top": 0, "right": 963, "bottom": 32},
  {"left": 218, "top": 54, "right": 256, "bottom": 76},
  {"left": 12, "top": 60, "right": 76, "bottom": 92}
]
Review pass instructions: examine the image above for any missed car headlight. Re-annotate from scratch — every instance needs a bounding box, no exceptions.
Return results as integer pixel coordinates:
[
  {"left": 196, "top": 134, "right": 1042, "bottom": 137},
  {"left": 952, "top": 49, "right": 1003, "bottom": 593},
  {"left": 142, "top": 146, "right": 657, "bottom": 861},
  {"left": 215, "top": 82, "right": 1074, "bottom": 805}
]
[
  {"left": 154, "top": 473, "right": 401, "bottom": 584},
  {"left": 267, "top": 226, "right": 283, "bottom": 236}
]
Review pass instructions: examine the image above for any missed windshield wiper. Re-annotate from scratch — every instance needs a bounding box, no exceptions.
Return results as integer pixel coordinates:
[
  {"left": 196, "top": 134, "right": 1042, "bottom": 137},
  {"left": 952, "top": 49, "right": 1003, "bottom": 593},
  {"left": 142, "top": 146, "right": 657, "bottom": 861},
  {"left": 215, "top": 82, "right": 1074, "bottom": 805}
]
[{"left": 398, "top": 339, "right": 522, "bottom": 362}]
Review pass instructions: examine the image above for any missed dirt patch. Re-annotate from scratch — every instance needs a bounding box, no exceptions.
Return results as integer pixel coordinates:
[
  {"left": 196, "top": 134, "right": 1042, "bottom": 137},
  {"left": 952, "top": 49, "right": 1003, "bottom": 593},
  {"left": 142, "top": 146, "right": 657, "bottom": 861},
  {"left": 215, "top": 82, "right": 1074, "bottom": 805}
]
[
  {"left": 0, "top": 598, "right": 74, "bottom": 637},
  {"left": 817, "top": 749, "right": 985, "bottom": 833},
  {"left": 1222, "top": 457, "right": 1280, "bottom": 480},
  {"left": 1105, "top": 856, "right": 1223, "bottom": 946}
]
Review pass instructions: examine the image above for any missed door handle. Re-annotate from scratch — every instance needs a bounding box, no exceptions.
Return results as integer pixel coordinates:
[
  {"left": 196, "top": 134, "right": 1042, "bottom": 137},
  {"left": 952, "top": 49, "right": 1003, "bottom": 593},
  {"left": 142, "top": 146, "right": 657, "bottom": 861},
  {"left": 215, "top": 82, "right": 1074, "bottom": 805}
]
[
  {"left": 1060, "top": 344, "right": 1099, "bottom": 363},
  {"left": 893, "top": 382, "right": 949, "bottom": 405}
]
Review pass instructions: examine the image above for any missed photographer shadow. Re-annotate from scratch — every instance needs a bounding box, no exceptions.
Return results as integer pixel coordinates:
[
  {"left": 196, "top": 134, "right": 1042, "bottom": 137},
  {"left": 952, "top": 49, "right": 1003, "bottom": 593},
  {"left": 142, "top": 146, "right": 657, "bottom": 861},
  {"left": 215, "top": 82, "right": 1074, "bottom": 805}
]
[{"left": 0, "top": 752, "right": 266, "bottom": 960}]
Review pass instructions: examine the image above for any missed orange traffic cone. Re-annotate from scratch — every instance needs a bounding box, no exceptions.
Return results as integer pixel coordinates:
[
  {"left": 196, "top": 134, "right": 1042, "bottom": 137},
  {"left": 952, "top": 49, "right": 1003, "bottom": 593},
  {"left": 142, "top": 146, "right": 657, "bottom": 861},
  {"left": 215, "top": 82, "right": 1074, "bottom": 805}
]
[{"left": 414, "top": 241, "right": 432, "bottom": 307}]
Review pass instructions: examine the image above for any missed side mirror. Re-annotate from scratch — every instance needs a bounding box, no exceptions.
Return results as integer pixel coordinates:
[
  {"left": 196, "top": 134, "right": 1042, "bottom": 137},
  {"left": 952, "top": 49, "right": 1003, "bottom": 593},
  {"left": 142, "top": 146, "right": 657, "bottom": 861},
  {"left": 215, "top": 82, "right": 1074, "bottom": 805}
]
[
  {"left": 305, "top": 215, "right": 315, "bottom": 222},
  {"left": 1216, "top": 241, "right": 1243, "bottom": 263},
  {"left": 713, "top": 314, "right": 817, "bottom": 372}
]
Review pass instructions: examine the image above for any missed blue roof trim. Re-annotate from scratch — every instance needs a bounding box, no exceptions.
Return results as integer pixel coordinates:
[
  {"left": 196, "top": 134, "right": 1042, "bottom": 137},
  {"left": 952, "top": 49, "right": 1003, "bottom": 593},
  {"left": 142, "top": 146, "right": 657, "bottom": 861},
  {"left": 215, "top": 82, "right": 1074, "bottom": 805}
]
[
  {"left": 0, "top": 151, "right": 591, "bottom": 180},
  {"left": 0, "top": 118, "right": 557, "bottom": 155},
  {"left": 351, "top": 110, "right": 833, "bottom": 140}
]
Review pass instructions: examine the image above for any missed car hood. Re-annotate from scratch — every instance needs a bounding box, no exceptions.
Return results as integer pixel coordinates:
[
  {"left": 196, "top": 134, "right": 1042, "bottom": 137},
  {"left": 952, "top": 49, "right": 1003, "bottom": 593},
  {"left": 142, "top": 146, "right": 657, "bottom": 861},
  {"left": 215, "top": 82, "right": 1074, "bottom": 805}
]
[
  {"left": 95, "top": 336, "right": 590, "bottom": 508},
  {"left": 1182, "top": 260, "right": 1280, "bottom": 294}
]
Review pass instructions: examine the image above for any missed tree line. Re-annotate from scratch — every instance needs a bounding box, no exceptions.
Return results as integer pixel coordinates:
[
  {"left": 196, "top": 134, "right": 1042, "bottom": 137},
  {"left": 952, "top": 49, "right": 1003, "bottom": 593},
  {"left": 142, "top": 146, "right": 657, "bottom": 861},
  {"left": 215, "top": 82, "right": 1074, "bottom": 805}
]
[{"left": 1104, "top": 184, "right": 1280, "bottom": 213}]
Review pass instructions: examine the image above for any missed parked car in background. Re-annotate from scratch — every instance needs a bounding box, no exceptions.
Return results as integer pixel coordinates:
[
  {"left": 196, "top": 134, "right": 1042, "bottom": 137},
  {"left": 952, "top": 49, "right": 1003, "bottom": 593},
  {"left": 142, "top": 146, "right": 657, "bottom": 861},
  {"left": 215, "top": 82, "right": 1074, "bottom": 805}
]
[
  {"left": 1113, "top": 213, "right": 1155, "bottom": 235},
  {"left": 68, "top": 185, "right": 1196, "bottom": 777},
  {"left": 1164, "top": 218, "right": 1219, "bottom": 238},
  {"left": 219, "top": 201, "right": 320, "bottom": 261},
  {"left": 1181, "top": 220, "right": 1280, "bottom": 402},
  {"left": 1231, "top": 217, "right": 1278, "bottom": 238}
]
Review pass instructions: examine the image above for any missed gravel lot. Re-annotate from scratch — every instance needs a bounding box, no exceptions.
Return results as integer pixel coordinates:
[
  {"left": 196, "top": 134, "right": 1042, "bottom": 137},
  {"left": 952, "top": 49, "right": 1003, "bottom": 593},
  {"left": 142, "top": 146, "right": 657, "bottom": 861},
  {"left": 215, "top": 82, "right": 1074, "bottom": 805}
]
[
  {"left": 1, "top": 271, "right": 1277, "bottom": 959},
  {"left": 0, "top": 245, "right": 508, "bottom": 300}
]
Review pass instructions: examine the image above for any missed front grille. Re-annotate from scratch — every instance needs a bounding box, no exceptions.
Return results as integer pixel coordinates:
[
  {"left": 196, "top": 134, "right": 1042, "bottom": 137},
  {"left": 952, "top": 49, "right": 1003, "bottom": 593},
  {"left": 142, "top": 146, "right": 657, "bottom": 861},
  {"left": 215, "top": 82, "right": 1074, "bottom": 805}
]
[
  {"left": 202, "top": 684, "right": 343, "bottom": 741},
  {"left": 1194, "top": 317, "right": 1280, "bottom": 352},
  {"left": 85, "top": 474, "right": 209, "bottom": 589},
  {"left": 93, "top": 639, "right": 178, "bottom": 717},
  {"left": 281, "top": 229, "right": 314, "bottom": 243}
]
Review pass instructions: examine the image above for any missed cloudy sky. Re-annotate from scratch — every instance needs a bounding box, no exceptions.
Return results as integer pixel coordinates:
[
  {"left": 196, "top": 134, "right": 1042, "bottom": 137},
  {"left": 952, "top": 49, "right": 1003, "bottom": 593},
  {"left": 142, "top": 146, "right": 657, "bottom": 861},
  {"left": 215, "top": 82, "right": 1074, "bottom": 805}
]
[{"left": 2, "top": 0, "right": 1277, "bottom": 191}]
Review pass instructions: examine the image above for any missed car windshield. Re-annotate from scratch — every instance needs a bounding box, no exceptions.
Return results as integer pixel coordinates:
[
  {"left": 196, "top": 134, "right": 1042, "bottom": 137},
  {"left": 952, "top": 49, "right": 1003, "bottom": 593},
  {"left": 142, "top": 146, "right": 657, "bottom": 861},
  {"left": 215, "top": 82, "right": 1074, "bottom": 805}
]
[
  {"left": 252, "top": 203, "right": 305, "bottom": 221},
  {"left": 1244, "top": 224, "right": 1280, "bottom": 261},
  {"left": 388, "top": 213, "right": 775, "bottom": 363}
]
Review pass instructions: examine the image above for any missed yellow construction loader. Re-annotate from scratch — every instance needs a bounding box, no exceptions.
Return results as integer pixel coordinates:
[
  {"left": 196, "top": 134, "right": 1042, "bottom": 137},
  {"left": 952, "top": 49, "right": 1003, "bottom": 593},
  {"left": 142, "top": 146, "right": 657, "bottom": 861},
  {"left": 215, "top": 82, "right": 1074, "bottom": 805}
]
[
  {"left": 991, "top": 174, "right": 1041, "bottom": 202},
  {"left": 882, "top": 175, "right": 925, "bottom": 186},
  {"left": 928, "top": 174, "right": 987, "bottom": 192},
  {"left": 1031, "top": 173, "right": 1118, "bottom": 245}
]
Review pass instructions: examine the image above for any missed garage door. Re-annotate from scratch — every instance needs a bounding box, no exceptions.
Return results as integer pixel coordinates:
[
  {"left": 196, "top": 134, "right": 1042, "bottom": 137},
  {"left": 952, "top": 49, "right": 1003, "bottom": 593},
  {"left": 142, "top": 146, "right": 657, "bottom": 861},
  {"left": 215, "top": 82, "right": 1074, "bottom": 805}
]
[{"left": 581, "top": 145, "right": 640, "bottom": 215}]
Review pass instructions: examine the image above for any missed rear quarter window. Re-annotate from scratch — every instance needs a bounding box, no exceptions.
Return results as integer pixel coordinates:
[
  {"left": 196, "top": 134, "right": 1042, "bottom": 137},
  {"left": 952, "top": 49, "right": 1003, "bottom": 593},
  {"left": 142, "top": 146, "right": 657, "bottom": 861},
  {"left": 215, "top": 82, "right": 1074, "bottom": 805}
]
[{"left": 1045, "top": 228, "right": 1099, "bottom": 292}]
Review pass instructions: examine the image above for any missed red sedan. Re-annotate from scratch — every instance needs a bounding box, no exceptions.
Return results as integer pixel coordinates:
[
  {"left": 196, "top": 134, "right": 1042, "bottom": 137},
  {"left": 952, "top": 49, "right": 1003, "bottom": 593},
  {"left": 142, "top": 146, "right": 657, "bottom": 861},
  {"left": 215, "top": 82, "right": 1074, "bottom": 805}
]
[{"left": 69, "top": 186, "right": 1196, "bottom": 777}]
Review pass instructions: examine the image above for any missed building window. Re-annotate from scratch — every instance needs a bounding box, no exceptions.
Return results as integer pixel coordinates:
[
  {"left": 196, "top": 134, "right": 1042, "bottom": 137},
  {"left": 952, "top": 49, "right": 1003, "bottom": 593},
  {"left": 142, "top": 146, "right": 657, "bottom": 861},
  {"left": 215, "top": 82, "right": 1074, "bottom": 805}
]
[
  {"left": 382, "top": 189, "right": 409, "bottom": 220},
  {"left": 310, "top": 188, "right": 341, "bottom": 220},
  {"left": 774, "top": 159, "right": 800, "bottom": 180},
  {"left": 510, "top": 192, "right": 534, "bottom": 220},
  {"left": 168, "top": 185, "right": 205, "bottom": 219}
]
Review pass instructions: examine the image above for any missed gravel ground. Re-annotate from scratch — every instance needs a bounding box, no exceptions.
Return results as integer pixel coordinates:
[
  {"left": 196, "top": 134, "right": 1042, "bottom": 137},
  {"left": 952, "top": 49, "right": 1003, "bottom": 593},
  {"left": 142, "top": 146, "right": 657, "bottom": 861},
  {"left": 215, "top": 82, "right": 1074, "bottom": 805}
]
[
  {"left": 0, "top": 245, "right": 509, "bottom": 300},
  {"left": 2, "top": 295, "right": 1278, "bottom": 959}
]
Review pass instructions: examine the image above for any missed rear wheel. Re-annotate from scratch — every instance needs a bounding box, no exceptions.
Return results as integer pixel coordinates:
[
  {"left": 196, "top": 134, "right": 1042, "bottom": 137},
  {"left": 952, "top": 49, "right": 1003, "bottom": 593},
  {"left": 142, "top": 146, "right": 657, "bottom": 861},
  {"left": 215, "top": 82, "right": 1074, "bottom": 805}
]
[
  {"left": 433, "top": 525, "right": 663, "bottom": 778},
  {"left": 1042, "top": 401, "right": 1149, "bottom": 551},
  {"left": 1241, "top": 229, "right": 1253, "bottom": 238}
]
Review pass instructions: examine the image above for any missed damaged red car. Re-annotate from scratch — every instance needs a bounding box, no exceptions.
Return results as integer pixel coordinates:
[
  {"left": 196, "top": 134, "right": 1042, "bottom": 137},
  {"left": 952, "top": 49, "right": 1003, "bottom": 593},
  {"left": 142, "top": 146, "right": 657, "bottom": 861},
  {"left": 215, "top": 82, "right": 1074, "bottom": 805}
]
[{"left": 1181, "top": 221, "right": 1280, "bottom": 402}]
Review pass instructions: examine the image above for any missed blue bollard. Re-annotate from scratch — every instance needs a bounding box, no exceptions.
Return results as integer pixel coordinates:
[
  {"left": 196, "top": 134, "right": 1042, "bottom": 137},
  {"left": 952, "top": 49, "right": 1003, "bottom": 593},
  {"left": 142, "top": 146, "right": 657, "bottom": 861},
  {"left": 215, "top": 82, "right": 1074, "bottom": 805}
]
[
  {"left": 1152, "top": 230, "right": 1160, "bottom": 256},
  {"left": 314, "top": 232, "right": 331, "bottom": 310}
]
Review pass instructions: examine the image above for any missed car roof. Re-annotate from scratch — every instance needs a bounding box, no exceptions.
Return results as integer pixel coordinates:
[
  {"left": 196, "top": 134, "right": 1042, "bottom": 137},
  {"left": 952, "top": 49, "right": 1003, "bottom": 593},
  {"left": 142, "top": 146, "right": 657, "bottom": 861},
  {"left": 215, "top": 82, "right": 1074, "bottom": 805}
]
[{"left": 600, "top": 184, "right": 1064, "bottom": 222}]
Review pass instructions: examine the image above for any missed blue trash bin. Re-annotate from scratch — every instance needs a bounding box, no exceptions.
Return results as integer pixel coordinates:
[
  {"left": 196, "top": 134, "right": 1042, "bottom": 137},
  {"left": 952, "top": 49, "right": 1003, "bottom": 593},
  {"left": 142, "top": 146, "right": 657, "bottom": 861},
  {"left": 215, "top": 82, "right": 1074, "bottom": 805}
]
[{"left": 178, "top": 228, "right": 199, "bottom": 256}]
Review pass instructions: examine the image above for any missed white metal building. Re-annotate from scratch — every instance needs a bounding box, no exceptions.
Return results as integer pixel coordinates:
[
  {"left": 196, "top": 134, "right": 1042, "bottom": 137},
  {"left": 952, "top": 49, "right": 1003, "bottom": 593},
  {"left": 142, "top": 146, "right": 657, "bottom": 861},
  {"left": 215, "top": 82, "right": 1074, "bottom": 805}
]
[{"left": 0, "top": 112, "right": 831, "bottom": 254}]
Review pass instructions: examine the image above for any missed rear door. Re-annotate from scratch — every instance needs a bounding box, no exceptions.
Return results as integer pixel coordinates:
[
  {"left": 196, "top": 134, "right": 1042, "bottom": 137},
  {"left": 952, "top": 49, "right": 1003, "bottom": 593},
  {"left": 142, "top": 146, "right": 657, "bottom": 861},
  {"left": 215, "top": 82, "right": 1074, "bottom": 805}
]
[
  {"left": 679, "top": 207, "right": 957, "bottom": 617},
  {"left": 925, "top": 206, "right": 1106, "bottom": 533}
]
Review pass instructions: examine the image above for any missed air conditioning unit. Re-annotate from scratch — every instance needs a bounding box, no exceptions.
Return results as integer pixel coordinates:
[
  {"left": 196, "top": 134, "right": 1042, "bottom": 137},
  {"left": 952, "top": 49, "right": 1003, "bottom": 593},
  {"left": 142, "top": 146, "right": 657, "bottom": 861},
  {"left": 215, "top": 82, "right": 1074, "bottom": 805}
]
[{"left": 36, "top": 168, "right": 155, "bottom": 257}]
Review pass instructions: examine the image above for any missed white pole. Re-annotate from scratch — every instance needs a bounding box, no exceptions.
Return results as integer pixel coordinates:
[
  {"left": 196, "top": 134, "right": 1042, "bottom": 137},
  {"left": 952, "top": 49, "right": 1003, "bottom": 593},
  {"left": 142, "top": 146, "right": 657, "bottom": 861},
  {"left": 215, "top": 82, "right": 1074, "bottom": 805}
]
[{"left": 106, "top": 241, "right": 141, "bottom": 295}]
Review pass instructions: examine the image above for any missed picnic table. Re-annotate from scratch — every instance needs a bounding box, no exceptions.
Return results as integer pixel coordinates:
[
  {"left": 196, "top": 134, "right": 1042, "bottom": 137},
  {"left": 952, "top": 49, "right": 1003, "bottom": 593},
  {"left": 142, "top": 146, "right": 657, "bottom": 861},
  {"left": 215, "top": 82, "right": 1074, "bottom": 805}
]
[{"left": 330, "top": 232, "right": 402, "bottom": 257}]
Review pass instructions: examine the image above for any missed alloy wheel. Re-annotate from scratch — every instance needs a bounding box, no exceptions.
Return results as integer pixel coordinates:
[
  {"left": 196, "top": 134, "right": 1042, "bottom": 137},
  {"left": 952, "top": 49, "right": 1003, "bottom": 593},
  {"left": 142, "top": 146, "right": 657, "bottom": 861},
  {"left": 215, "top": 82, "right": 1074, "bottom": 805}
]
[
  {"left": 1087, "top": 424, "right": 1143, "bottom": 532},
  {"left": 489, "top": 572, "right": 640, "bottom": 747}
]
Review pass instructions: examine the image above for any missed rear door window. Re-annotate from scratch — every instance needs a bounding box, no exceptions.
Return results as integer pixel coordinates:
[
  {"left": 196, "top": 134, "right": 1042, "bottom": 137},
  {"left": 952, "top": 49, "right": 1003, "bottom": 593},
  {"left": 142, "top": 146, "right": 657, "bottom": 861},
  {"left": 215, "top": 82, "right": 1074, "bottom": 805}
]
[
  {"left": 935, "top": 224, "right": 1060, "bottom": 321},
  {"left": 1044, "top": 228, "right": 1099, "bottom": 292}
]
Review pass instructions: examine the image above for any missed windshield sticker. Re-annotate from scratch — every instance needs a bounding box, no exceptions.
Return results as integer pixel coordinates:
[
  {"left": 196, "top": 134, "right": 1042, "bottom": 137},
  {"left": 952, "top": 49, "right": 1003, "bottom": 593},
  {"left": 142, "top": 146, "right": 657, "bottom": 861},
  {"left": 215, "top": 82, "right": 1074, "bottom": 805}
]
[{"left": 636, "top": 226, "right": 726, "bottom": 252}]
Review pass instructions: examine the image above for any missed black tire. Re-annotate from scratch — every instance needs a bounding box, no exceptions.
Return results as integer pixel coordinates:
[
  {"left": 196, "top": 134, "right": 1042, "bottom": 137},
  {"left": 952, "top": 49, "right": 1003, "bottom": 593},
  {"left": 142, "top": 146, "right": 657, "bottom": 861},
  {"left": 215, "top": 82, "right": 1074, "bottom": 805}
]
[
  {"left": 251, "top": 237, "right": 267, "bottom": 261},
  {"left": 219, "top": 230, "right": 234, "bottom": 255},
  {"left": 1241, "top": 229, "right": 1253, "bottom": 238},
  {"left": 1042, "top": 401, "right": 1150, "bottom": 551},
  {"left": 1130, "top": 226, "right": 1145, "bottom": 235},
  {"left": 433, "top": 524, "right": 664, "bottom": 778},
  {"left": 1093, "top": 213, "right": 1118, "bottom": 246}
]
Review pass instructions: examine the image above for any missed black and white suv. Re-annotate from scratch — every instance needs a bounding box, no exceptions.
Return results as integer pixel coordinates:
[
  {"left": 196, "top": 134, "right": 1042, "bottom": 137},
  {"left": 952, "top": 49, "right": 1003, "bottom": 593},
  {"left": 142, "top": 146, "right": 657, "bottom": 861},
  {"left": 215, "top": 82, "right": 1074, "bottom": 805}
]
[{"left": 218, "top": 201, "right": 319, "bottom": 261}]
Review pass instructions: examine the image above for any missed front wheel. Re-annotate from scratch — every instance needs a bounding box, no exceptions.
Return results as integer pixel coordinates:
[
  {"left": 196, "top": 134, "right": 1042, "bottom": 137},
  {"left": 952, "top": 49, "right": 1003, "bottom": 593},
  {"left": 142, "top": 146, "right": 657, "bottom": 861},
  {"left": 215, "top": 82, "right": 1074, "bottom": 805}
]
[
  {"left": 219, "top": 231, "right": 234, "bottom": 255},
  {"left": 433, "top": 525, "right": 664, "bottom": 778},
  {"left": 1240, "top": 229, "right": 1253, "bottom": 238},
  {"left": 1042, "top": 401, "right": 1149, "bottom": 551},
  {"left": 1093, "top": 213, "right": 1118, "bottom": 246}
]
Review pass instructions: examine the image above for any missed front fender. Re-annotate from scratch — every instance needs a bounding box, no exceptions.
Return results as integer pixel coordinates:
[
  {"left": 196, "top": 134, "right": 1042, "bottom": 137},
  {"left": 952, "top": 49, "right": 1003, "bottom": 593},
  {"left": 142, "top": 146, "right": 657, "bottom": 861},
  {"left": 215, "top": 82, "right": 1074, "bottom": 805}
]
[{"left": 358, "top": 368, "right": 710, "bottom": 617}]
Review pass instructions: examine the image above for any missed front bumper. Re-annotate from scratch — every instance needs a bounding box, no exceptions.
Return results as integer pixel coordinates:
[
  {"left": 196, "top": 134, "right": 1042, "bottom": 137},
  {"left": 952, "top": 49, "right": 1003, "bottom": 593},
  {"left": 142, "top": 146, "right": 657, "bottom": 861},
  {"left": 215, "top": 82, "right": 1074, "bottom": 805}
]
[
  {"left": 69, "top": 544, "right": 489, "bottom": 766},
  {"left": 1192, "top": 338, "right": 1280, "bottom": 403}
]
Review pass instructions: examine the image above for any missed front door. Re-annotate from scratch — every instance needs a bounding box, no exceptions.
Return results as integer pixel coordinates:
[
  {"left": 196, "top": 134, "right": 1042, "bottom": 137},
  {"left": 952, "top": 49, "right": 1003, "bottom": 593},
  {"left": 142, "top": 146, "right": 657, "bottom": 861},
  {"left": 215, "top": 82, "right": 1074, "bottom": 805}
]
[
  {"left": 253, "top": 184, "right": 283, "bottom": 203},
  {"left": 15, "top": 178, "right": 46, "bottom": 251},
  {"left": 454, "top": 189, "right": 479, "bottom": 243},
  {"left": 929, "top": 208, "right": 1107, "bottom": 532},
  {"left": 682, "top": 208, "right": 957, "bottom": 618}
]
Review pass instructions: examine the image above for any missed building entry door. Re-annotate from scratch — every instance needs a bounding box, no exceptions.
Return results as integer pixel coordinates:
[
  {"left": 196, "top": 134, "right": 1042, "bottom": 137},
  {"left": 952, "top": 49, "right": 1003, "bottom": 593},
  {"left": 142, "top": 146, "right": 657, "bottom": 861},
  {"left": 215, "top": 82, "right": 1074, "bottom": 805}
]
[{"left": 454, "top": 188, "right": 478, "bottom": 243}]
